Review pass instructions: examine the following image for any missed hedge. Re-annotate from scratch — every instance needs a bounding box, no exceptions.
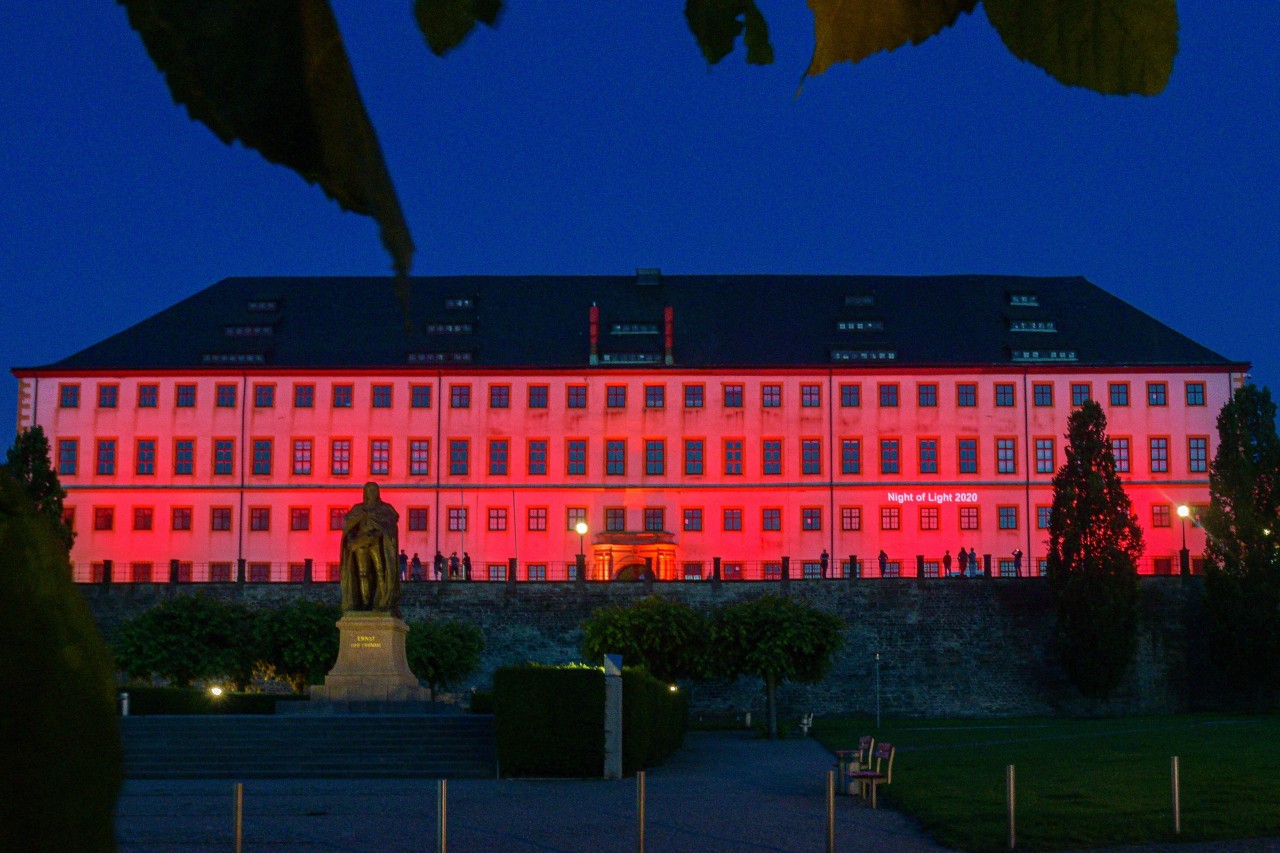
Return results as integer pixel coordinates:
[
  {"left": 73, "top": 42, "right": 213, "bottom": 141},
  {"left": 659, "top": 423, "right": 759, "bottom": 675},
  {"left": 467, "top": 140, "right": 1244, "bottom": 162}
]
[{"left": 120, "top": 685, "right": 306, "bottom": 715}]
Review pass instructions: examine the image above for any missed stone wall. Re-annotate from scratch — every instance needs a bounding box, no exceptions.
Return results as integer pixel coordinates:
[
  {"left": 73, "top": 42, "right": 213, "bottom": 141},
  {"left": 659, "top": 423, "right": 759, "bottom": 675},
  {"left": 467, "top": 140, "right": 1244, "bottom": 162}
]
[{"left": 81, "top": 577, "right": 1211, "bottom": 719}]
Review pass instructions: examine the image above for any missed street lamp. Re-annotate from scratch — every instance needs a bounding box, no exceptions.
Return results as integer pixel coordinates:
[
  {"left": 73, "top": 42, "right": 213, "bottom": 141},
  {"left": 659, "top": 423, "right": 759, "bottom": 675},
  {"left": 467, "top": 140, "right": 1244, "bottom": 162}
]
[
  {"left": 575, "top": 521, "right": 588, "bottom": 581},
  {"left": 1177, "top": 505, "right": 1191, "bottom": 577}
]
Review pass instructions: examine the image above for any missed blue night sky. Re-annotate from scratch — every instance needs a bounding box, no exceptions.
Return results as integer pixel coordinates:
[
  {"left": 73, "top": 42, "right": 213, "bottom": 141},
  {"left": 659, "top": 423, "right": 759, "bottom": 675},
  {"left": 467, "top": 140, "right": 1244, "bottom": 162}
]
[{"left": 3, "top": 4, "right": 1277, "bottom": 433}]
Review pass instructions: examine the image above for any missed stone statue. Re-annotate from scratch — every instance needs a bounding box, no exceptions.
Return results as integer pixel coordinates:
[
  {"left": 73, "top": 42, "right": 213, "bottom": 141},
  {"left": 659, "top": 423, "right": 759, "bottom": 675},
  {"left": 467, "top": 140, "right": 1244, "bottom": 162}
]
[{"left": 339, "top": 482, "right": 400, "bottom": 614}]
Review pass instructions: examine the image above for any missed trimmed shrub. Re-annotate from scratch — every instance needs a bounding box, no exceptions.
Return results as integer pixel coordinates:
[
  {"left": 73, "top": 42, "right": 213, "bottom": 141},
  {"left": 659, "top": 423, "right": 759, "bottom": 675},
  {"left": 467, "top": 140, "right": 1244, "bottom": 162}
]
[
  {"left": 494, "top": 665, "right": 604, "bottom": 776},
  {"left": 120, "top": 685, "right": 305, "bottom": 715},
  {"left": 405, "top": 618, "right": 485, "bottom": 699},
  {"left": 258, "top": 600, "right": 340, "bottom": 692},
  {"left": 622, "top": 667, "right": 687, "bottom": 774},
  {"left": 112, "top": 594, "right": 261, "bottom": 689}
]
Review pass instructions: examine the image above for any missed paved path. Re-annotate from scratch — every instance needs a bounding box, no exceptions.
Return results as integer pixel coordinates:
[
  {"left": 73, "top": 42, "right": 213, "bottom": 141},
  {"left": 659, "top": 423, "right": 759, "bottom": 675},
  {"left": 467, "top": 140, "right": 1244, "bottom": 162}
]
[{"left": 115, "top": 731, "right": 949, "bottom": 852}]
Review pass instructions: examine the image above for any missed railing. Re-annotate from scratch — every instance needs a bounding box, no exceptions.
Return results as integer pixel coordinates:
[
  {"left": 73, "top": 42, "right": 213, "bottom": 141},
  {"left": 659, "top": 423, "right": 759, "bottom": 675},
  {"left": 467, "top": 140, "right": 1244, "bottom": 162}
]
[{"left": 70, "top": 554, "right": 1204, "bottom": 584}]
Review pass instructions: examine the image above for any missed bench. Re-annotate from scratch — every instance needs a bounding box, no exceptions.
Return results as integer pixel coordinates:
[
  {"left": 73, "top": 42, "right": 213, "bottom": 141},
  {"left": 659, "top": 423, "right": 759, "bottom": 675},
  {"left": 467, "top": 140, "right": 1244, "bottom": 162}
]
[
  {"left": 848, "top": 742, "right": 894, "bottom": 808},
  {"left": 834, "top": 735, "right": 874, "bottom": 795}
]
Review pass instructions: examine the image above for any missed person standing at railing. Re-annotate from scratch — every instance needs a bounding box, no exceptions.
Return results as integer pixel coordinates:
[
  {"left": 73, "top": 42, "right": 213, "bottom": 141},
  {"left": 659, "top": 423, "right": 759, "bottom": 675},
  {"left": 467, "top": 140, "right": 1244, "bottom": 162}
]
[
  {"left": 878, "top": 549, "right": 888, "bottom": 577},
  {"left": 943, "top": 550, "right": 953, "bottom": 576},
  {"left": 410, "top": 552, "right": 422, "bottom": 581}
]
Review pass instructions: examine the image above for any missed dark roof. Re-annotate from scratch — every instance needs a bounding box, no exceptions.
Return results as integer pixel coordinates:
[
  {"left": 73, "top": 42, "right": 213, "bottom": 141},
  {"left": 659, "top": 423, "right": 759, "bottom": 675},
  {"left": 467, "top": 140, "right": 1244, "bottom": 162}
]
[{"left": 20, "top": 274, "right": 1241, "bottom": 372}]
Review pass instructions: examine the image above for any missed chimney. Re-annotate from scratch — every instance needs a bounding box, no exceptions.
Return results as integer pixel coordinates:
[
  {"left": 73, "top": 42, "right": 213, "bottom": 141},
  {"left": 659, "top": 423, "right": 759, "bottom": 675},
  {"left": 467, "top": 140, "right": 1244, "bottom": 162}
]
[
  {"left": 664, "top": 306, "right": 674, "bottom": 365},
  {"left": 589, "top": 303, "right": 600, "bottom": 366}
]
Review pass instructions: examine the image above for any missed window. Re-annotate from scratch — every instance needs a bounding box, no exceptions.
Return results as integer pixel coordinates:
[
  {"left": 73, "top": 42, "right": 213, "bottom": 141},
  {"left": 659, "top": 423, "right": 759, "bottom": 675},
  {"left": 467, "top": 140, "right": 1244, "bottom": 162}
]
[
  {"left": 684, "top": 384, "right": 704, "bottom": 408},
  {"left": 133, "top": 507, "right": 153, "bottom": 531},
  {"left": 329, "top": 508, "right": 345, "bottom": 530},
  {"left": 842, "top": 506, "right": 862, "bottom": 531},
  {"left": 879, "top": 384, "right": 898, "bottom": 407},
  {"left": 683, "top": 508, "right": 703, "bottom": 531},
  {"left": 290, "top": 439, "right": 311, "bottom": 475},
  {"left": 449, "top": 440, "right": 469, "bottom": 475},
  {"left": 1109, "top": 383, "right": 1129, "bottom": 407},
  {"left": 606, "top": 385, "right": 627, "bottom": 408},
  {"left": 408, "top": 508, "right": 429, "bottom": 531},
  {"left": 645, "top": 440, "right": 665, "bottom": 475},
  {"left": 172, "top": 507, "right": 192, "bottom": 531},
  {"left": 567, "top": 440, "right": 587, "bottom": 475},
  {"left": 448, "top": 507, "right": 468, "bottom": 531},
  {"left": 684, "top": 439, "right": 704, "bottom": 475},
  {"left": 1071, "top": 383, "right": 1091, "bottom": 406},
  {"left": 216, "top": 384, "right": 237, "bottom": 408},
  {"left": 526, "top": 440, "right": 547, "bottom": 476},
  {"left": 998, "top": 506, "right": 1018, "bottom": 530},
  {"left": 528, "top": 385, "right": 548, "bottom": 408},
  {"left": 59, "top": 384, "right": 80, "bottom": 408},
  {"left": 762, "top": 385, "right": 781, "bottom": 407},
  {"left": 802, "top": 507, "right": 822, "bottom": 531},
  {"left": 958, "top": 439, "right": 978, "bottom": 474},
  {"left": 214, "top": 439, "right": 234, "bottom": 475},
  {"left": 724, "top": 508, "right": 743, "bottom": 531},
  {"left": 1035, "top": 438, "right": 1055, "bottom": 474},
  {"left": 290, "top": 507, "right": 310, "bottom": 531},
  {"left": 995, "top": 383, "right": 1015, "bottom": 407},
  {"left": 1111, "top": 437, "right": 1130, "bottom": 472},
  {"left": 1152, "top": 504, "right": 1171, "bottom": 527},
  {"left": 683, "top": 563, "right": 704, "bottom": 581},
  {"left": 527, "top": 507, "right": 547, "bottom": 531},
  {"left": 801, "top": 439, "right": 821, "bottom": 475},
  {"left": 483, "top": 439, "right": 507, "bottom": 476},
  {"left": 1033, "top": 384, "right": 1053, "bottom": 407},
  {"left": 330, "top": 439, "right": 351, "bottom": 475},
  {"left": 250, "top": 507, "right": 270, "bottom": 531},
  {"left": 410, "top": 439, "right": 430, "bottom": 476},
  {"left": 880, "top": 506, "right": 900, "bottom": 531},
  {"left": 98, "top": 384, "right": 118, "bottom": 408},
  {"left": 1150, "top": 437, "right": 1169, "bottom": 473},
  {"left": 880, "top": 439, "right": 900, "bottom": 474},
  {"left": 959, "top": 506, "right": 979, "bottom": 530},
  {"left": 764, "top": 439, "right": 783, "bottom": 475},
  {"left": 411, "top": 385, "right": 432, "bottom": 408},
  {"left": 371, "top": 384, "right": 392, "bottom": 408},
  {"left": 606, "top": 440, "right": 626, "bottom": 475},
  {"left": 370, "top": 439, "right": 391, "bottom": 476},
  {"left": 801, "top": 384, "right": 821, "bottom": 407},
  {"left": 96, "top": 440, "right": 116, "bottom": 475},
  {"left": 1186, "top": 382, "right": 1206, "bottom": 406},
  {"left": 138, "top": 384, "right": 158, "bottom": 407},
  {"left": 762, "top": 508, "right": 781, "bottom": 531},
  {"left": 93, "top": 507, "right": 114, "bottom": 531},
  {"left": 723, "top": 384, "right": 743, "bottom": 408},
  {"left": 644, "top": 508, "right": 665, "bottom": 532},
  {"left": 956, "top": 383, "right": 976, "bottom": 407},
  {"left": 918, "top": 439, "right": 938, "bottom": 474},
  {"left": 606, "top": 507, "right": 626, "bottom": 531},
  {"left": 1037, "top": 506, "right": 1052, "bottom": 530},
  {"left": 57, "top": 439, "right": 77, "bottom": 475},
  {"left": 527, "top": 564, "right": 547, "bottom": 582},
  {"left": 918, "top": 384, "right": 937, "bottom": 407},
  {"left": 567, "top": 507, "right": 587, "bottom": 531},
  {"left": 920, "top": 507, "right": 939, "bottom": 530},
  {"left": 1147, "top": 382, "right": 1167, "bottom": 406},
  {"left": 567, "top": 385, "right": 587, "bottom": 408},
  {"left": 1189, "top": 437, "right": 1208, "bottom": 473},
  {"left": 254, "top": 384, "right": 274, "bottom": 408},
  {"left": 449, "top": 385, "right": 470, "bottom": 409},
  {"left": 996, "top": 438, "right": 1017, "bottom": 474},
  {"left": 285, "top": 386, "right": 311, "bottom": 411},
  {"left": 645, "top": 385, "right": 665, "bottom": 408},
  {"left": 488, "top": 508, "right": 508, "bottom": 531},
  {"left": 723, "top": 440, "right": 743, "bottom": 475}
]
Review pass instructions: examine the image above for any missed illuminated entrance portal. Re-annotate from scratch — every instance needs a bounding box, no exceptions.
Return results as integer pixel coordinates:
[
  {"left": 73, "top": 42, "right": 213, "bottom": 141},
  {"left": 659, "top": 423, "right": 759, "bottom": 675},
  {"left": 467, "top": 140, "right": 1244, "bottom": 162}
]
[{"left": 590, "top": 532, "right": 677, "bottom": 581}]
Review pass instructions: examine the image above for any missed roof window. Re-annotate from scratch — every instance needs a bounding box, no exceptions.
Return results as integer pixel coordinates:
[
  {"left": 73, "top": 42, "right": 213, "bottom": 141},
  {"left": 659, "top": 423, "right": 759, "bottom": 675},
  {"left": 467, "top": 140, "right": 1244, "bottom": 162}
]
[
  {"left": 1009, "top": 294, "right": 1040, "bottom": 307},
  {"left": 1009, "top": 320, "right": 1057, "bottom": 333},
  {"left": 837, "top": 320, "right": 884, "bottom": 332},
  {"left": 831, "top": 349, "right": 896, "bottom": 362},
  {"left": 611, "top": 323, "right": 659, "bottom": 335},
  {"left": 407, "top": 351, "right": 473, "bottom": 364},
  {"left": 224, "top": 325, "right": 274, "bottom": 337},
  {"left": 600, "top": 352, "right": 663, "bottom": 364},
  {"left": 202, "top": 353, "right": 265, "bottom": 365},
  {"left": 246, "top": 299, "right": 279, "bottom": 312},
  {"left": 444, "top": 297, "right": 473, "bottom": 310},
  {"left": 424, "top": 323, "right": 473, "bottom": 334},
  {"left": 844, "top": 295, "right": 875, "bottom": 307},
  {"left": 1011, "top": 349, "right": 1077, "bottom": 362}
]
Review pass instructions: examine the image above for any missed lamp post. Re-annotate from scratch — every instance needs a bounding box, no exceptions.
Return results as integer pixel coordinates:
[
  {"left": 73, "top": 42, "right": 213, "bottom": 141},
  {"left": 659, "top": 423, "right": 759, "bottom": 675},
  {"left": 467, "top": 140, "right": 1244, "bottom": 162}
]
[
  {"left": 575, "top": 520, "right": 588, "bottom": 581},
  {"left": 1177, "top": 505, "right": 1191, "bottom": 577}
]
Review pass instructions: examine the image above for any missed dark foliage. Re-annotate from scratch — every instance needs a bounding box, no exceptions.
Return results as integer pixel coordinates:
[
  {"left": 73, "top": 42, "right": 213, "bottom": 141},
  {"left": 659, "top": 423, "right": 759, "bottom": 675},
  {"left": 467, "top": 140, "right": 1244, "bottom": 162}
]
[
  {"left": 3, "top": 425, "right": 73, "bottom": 551},
  {"left": 580, "top": 595, "right": 708, "bottom": 682},
  {"left": 405, "top": 618, "right": 485, "bottom": 700},
  {"left": 259, "top": 600, "right": 341, "bottom": 692},
  {"left": 112, "top": 594, "right": 261, "bottom": 689}
]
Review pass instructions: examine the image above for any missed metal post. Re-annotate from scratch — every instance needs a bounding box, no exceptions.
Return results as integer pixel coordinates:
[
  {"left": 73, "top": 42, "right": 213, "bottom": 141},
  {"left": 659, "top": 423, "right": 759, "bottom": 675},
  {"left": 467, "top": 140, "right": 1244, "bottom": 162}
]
[
  {"left": 508, "top": 556, "right": 518, "bottom": 585},
  {"left": 636, "top": 770, "right": 646, "bottom": 853},
  {"left": 826, "top": 770, "right": 836, "bottom": 853},
  {"left": 437, "top": 779, "right": 447, "bottom": 853},
  {"left": 575, "top": 552, "right": 586, "bottom": 585},
  {"left": 1172, "top": 756, "right": 1181, "bottom": 835},
  {"left": 303, "top": 557, "right": 313, "bottom": 584},
  {"left": 848, "top": 554, "right": 857, "bottom": 580},
  {"left": 119, "top": 691, "right": 129, "bottom": 717},
  {"left": 236, "top": 557, "right": 247, "bottom": 585},
  {"left": 1007, "top": 764, "right": 1016, "bottom": 850},
  {"left": 874, "top": 652, "right": 881, "bottom": 729},
  {"left": 781, "top": 555, "right": 790, "bottom": 587},
  {"left": 169, "top": 558, "right": 180, "bottom": 584},
  {"left": 102, "top": 559, "right": 113, "bottom": 584},
  {"left": 233, "top": 782, "right": 243, "bottom": 853}
]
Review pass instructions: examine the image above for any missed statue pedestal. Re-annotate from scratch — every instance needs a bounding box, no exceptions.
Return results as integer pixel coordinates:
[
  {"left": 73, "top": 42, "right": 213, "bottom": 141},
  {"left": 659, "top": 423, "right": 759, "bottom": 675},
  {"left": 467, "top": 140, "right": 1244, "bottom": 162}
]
[{"left": 310, "top": 613, "right": 431, "bottom": 703}]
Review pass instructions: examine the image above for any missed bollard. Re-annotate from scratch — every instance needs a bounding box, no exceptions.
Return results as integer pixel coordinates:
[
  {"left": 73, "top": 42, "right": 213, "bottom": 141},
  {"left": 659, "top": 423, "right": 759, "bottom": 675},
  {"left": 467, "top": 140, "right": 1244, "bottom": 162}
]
[
  {"left": 826, "top": 770, "right": 835, "bottom": 853},
  {"left": 438, "top": 779, "right": 447, "bottom": 853},
  {"left": 636, "top": 770, "right": 646, "bottom": 853},
  {"left": 1007, "top": 765, "right": 1016, "bottom": 850},
  {"left": 233, "top": 782, "right": 243, "bottom": 853},
  {"left": 1172, "top": 756, "right": 1181, "bottom": 835},
  {"left": 119, "top": 691, "right": 129, "bottom": 717}
]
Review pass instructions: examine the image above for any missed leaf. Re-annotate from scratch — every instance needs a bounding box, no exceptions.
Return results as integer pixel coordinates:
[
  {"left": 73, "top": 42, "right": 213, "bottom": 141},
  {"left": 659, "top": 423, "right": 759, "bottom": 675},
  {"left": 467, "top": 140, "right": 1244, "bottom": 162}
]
[
  {"left": 685, "top": 0, "right": 775, "bottom": 66},
  {"left": 805, "top": 0, "right": 978, "bottom": 78},
  {"left": 984, "top": 0, "right": 1178, "bottom": 96},
  {"left": 118, "top": 0, "right": 414, "bottom": 275},
  {"left": 414, "top": 0, "right": 503, "bottom": 58}
]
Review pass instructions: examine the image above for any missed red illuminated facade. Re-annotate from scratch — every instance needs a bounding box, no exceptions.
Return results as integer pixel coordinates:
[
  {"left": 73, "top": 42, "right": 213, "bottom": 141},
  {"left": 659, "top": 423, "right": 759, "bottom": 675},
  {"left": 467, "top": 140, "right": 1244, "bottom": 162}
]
[{"left": 13, "top": 273, "right": 1245, "bottom": 582}]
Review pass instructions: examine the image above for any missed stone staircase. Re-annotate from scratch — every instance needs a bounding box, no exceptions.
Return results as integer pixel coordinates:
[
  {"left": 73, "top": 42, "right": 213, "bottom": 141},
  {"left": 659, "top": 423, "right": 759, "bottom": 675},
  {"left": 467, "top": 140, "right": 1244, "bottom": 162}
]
[{"left": 120, "top": 713, "right": 497, "bottom": 779}]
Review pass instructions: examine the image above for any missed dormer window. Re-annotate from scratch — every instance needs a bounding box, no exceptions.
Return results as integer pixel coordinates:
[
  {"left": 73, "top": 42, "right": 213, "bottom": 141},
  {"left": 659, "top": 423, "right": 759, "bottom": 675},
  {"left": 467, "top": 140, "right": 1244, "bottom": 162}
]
[
  {"left": 611, "top": 323, "right": 659, "bottom": 335},
  {"left": 246, "top": 299, "right": 278, "bottom": 312},
  {"left": 224, "top": 325, "right": 274, "bottom": 337},
  {"left": 407, "top": 351, "right": 473, "bottom": 363},
  {"left": 1009, "top": 294, "right": 1039, "bottom": 307},
  {"left": 424, "top": 323, "right": 473, "bottom": 334},
  {"left": 1009, "top": 320, "right": 1057, "bottom": 333},
  {"left": 837, "top": 320, "right": 885, "bottom": 332},
  {"left": 831, "top": 349, "right": 896, "bottom": 362},
  {"left": 1011, "top": 349, "right": 1076, "bottom": 362},
  {"left": 202, "top": 353, "right": 265, "bottom": 364},
  {"left": 844, "top": 295, "right": 875, "bottom": 307},
  {"left": 444, "top": 297, "right": 473, "bottom": 310}
]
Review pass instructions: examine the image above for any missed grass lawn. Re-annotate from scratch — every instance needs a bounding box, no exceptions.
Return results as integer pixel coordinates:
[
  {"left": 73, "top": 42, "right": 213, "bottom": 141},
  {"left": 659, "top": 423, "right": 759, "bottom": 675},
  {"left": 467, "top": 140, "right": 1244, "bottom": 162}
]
[{"left": 814, "top": 715, "right": 1280, "bottom": 852}]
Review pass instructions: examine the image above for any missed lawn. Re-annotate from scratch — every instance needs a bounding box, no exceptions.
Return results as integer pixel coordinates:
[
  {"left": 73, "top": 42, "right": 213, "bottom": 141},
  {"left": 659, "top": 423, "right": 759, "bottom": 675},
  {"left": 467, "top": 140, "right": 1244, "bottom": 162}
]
[{"left": 813, "top": 715, "right": 1280, "bottom": 852}]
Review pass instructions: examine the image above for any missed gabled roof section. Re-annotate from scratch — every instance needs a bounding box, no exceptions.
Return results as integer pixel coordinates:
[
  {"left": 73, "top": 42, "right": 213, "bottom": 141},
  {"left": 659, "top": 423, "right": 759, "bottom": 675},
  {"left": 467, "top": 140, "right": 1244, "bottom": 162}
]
[{"left": 20, "top": 274, "right": 1241, "bottom": 371}]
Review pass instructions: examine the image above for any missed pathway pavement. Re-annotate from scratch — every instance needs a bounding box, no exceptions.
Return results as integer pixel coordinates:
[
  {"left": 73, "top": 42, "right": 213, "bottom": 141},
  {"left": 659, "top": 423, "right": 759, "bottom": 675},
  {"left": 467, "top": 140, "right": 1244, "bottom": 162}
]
[{"left": 115, "top": 730, "right": 950, "bottom": 852}]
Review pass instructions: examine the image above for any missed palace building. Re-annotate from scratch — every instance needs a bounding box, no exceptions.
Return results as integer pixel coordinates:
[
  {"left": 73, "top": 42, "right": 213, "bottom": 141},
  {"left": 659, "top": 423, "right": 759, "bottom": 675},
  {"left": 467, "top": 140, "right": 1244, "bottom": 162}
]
[{"left": 12, "top": 273, "right": 1243, "bottom": 584}]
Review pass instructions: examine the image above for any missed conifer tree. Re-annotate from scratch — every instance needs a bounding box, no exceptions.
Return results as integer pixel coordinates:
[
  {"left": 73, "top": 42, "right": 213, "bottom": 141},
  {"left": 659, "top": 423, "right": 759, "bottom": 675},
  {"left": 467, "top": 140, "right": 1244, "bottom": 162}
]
[
  {"left": 3, "top": 425, "right": 73, "bottom": 551},
  {"left": 1047, "top": 400, "right": 1144, "bottom": 698}
]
